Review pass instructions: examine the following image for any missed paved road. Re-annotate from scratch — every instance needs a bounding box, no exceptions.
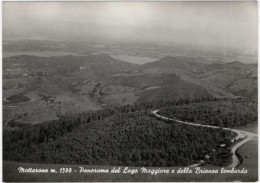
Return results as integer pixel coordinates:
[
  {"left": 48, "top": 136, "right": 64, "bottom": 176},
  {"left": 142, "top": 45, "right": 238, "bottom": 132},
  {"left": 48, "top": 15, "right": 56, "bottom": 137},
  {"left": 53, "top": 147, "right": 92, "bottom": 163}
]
[{"left": 152, "top": 110, "right": 258, "bottom": 168}]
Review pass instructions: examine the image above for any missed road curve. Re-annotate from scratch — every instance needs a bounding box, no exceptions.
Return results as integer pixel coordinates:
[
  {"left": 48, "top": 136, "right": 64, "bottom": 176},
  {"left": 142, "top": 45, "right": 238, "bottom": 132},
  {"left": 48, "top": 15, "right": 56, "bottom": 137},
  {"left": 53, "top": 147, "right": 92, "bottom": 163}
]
[{"left": 152, "top": 110, "right": 257, "bottom": 168}]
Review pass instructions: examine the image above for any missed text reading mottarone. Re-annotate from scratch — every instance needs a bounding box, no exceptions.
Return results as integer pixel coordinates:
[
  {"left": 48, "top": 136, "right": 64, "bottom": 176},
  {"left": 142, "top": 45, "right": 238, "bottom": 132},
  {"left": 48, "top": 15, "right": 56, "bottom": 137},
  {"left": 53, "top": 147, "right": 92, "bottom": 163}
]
[{"left": 18, "top": 167, "right": 248, "bottom": 175}]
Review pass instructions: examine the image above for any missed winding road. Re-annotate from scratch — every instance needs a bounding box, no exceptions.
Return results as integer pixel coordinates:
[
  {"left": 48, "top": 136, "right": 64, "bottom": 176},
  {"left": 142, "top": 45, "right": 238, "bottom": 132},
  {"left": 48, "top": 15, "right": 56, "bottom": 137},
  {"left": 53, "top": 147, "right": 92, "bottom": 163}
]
[{"left": 152, "top": 110, "right": 258, "bottom": 168}]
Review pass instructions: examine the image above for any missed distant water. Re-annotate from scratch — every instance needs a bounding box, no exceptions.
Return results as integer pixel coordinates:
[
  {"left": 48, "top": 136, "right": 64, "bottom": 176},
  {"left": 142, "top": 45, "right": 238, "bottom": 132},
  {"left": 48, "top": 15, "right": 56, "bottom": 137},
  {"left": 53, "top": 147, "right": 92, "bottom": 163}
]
[
  {"left": 3, "top": 51, "right": 86, "bottom": 58},
  {"left": 110, "top": 54, "right": 159, "bottom": 65}
]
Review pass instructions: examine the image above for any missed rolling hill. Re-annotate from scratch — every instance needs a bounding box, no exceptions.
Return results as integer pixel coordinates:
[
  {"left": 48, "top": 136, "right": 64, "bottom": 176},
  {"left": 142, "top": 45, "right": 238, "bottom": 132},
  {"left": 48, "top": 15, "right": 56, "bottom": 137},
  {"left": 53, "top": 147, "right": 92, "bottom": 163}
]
[
  {"left": 140, "top": 57, "right": 257, "bottom": 98},
  {"left": 198, "top": 61, "right": 257, "bottom": 97},
  {"left": 3, "top": 54, "right": 138, "bottom": 77},
  {"left": 2, "top": 54, "right": 257, "bottom": 125}
]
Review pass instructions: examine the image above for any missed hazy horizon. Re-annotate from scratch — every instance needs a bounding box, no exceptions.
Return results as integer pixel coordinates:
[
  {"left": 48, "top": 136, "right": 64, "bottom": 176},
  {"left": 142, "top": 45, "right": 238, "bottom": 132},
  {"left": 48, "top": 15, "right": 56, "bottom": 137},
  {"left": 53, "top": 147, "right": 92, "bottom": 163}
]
[{"left": 3, "top": 2, "right": 258, "bottom": 59}]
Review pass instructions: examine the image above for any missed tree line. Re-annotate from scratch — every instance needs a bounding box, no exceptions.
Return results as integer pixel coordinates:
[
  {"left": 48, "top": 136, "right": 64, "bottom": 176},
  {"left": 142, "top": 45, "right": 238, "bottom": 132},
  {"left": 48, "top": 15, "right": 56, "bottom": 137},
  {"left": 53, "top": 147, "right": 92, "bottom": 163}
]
[
  {"left": 4, "top": 111, "right": 233, "bottom": 167},
  {"left": 3, "top": 97, "right": 251, "bottom": 167},
  {"left": 159, "top": 98, "right": 257, "bottom": 127}
]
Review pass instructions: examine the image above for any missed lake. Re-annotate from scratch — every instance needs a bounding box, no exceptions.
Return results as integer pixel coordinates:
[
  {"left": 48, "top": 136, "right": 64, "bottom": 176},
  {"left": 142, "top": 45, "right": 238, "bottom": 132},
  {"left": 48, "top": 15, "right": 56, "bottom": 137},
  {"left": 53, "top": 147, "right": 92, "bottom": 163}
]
[{"left": 110, "top": 54, "right": 159, "bottom": 65}]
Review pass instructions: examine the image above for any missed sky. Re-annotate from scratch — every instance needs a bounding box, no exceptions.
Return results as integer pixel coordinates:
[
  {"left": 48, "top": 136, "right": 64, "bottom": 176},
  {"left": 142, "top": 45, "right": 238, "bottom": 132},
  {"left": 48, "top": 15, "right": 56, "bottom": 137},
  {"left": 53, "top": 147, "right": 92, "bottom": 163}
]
[{"left": 3, "top": 2, "right": 258, "bottom": 55}]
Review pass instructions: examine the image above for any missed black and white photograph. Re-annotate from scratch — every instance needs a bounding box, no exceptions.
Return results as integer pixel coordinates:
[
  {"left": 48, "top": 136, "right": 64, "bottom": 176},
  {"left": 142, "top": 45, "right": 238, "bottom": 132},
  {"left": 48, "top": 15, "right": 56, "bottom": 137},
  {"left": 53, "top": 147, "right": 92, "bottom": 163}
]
[{"left": 2, "top": 1, "right": 258, "bottom": 182}]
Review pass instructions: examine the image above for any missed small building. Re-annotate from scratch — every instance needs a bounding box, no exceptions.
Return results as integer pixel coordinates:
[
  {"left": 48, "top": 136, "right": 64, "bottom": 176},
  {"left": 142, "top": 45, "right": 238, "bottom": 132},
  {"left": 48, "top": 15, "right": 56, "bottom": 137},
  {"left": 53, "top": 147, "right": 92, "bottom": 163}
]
[
  {"left": 235, "top": 137, "right": 240, "bottom": 141},
  {"left": 240, "top": 135, "right": 245, "bottom": 138},
  {"left": 220, "top": 144, "right": 226, "bottom": 147},
  {"left": 79, "top": 66, "right": 86, "bottom": 71},
  {"left": 205, "top": 155, "right": 210, "bottom": 159}
]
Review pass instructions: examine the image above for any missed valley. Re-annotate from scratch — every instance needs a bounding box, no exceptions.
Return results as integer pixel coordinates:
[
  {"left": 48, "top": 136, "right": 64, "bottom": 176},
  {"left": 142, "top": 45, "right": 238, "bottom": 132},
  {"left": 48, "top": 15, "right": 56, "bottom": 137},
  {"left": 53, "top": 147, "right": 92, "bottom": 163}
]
[
  {"left": 2, "top": 1, "right": 258, "bottom": 182},
  {"left": 2, "top": 40, "right": 258, "bottom": 182},
  {"left": 2, "top": 52, "right": 257, "bottom": 125}
]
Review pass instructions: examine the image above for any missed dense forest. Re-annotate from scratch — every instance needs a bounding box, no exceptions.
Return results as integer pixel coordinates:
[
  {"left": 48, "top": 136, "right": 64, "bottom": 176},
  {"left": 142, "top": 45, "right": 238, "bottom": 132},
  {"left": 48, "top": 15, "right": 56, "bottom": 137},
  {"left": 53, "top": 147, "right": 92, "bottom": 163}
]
[
  {"left": 3, "top": 97, "right": 255, "bottom": 167},
  {"left": 159, "top": 98, "right": 257, "bottom": 127}
]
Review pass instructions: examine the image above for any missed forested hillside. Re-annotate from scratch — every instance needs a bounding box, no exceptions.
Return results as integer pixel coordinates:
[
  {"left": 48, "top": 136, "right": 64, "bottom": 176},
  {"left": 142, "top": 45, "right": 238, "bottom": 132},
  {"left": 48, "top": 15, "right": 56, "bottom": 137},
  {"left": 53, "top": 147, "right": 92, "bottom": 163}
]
[
  {"left": 159, "top": 98, "right": 257, "bottom": 127},
  {"left": 4, "top": 98, "right": 255, "bottom": 167}
]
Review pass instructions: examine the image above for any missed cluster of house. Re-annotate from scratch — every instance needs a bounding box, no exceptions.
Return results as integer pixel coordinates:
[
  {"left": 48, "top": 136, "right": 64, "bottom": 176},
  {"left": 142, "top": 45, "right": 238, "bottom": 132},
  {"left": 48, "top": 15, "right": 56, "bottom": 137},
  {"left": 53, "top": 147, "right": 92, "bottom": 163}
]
[{"left": 23, "top": 72, "right": 50, "bottom": 77}]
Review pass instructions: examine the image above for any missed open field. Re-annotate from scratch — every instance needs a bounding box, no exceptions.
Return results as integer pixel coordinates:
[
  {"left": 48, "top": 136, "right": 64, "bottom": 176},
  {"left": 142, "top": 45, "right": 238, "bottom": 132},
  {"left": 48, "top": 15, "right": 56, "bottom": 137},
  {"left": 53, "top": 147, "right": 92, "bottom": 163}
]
[
  {"left": 236, "top": 121, "right": 258, "bottom": 170},
  {"left": 238, "top": 139, "right": 258, "bottom": 169},
  {"left": 235, "top": 120, "right": 258, "bottom": 134}
]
